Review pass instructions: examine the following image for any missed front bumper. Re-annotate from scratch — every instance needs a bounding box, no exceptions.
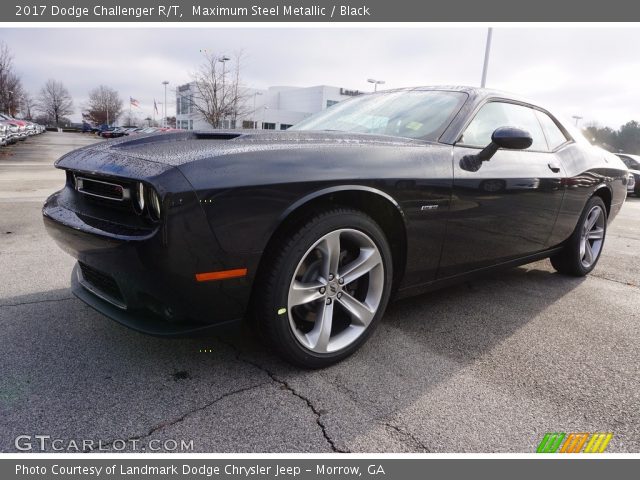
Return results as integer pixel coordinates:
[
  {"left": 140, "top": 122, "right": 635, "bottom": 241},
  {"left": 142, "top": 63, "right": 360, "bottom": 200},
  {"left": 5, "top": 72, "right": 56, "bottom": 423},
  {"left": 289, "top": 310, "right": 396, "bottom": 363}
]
[
  {"left": 70, "top": 263, "right": 240, "bottom": 335},
  {"left": 43, "top": 186, "right": 253, "bottom": 336}
]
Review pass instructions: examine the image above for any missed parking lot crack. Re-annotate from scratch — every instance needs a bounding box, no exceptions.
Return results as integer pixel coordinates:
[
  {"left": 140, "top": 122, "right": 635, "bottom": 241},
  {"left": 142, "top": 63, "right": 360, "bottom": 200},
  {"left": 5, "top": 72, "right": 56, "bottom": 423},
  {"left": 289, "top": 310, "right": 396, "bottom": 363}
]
[
  {"left": 216, "top": 337, "right": 348, "bottom": 453},
  {"left": 0, "top": 297, "right": 75, "bottom": 308},
  {"left": 91, "top": 382, "right": 268, "bottom": 452},
  {"left": 383, "top": 422, "right": 431, "bottom": 452},
  {"left": 590, "top": 273, "right": 639, "bottom": 289}
]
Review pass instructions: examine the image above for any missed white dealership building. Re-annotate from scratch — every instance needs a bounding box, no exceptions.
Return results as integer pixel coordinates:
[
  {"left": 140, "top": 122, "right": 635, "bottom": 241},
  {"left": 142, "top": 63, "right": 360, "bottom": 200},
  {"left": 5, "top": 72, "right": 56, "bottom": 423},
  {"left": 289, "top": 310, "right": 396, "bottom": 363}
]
[{"left": 175, "top": 83, "right": 363, "bottom": 131}]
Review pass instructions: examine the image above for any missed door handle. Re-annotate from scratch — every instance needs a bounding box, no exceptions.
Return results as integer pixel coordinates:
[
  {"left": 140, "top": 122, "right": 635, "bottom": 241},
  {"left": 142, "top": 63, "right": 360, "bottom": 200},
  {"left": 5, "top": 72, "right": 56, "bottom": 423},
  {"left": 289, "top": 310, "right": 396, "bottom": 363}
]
[{"left": 548, "top": 162, "right": 561, "bottom": 173}]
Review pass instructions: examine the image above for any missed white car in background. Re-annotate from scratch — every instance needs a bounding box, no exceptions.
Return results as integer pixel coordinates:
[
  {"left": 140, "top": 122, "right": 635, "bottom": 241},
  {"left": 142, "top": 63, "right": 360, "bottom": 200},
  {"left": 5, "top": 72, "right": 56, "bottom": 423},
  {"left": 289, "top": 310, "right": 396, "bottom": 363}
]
[{"left": 616, "top": 153, "right": 640, "bottom": 196}]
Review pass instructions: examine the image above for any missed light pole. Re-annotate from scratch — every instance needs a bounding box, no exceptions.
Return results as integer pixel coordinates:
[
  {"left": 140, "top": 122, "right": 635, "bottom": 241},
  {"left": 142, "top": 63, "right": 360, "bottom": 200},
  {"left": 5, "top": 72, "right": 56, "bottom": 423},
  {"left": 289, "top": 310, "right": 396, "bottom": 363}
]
[
  {"left": 7, "top": 90, "right": 13, "bottom": 116},
  {"left": 162, "top": 80, "right": 169, "bottom": 127},
  {"left": 253, "top": 91, "right": 263, "bottom": 129},
  {"left": 481, "top": 27, "right": 493, "bottom": 88},
  {"left": 219, "top": 55, "right": 230, "bottom": 127},
  {"left": 367, "top": 78, "right": 385, "bottom": 92},
  {"left": 572, "top": 115, "right": 583, "bottom": 127}
]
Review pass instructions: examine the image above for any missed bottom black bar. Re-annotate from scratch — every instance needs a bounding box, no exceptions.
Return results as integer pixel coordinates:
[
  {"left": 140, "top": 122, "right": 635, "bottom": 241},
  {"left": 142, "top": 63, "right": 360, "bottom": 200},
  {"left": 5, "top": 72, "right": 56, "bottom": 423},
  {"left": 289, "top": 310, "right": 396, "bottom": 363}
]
[{"left": 2, "top": 458, "right": 638, "bottom": 480}]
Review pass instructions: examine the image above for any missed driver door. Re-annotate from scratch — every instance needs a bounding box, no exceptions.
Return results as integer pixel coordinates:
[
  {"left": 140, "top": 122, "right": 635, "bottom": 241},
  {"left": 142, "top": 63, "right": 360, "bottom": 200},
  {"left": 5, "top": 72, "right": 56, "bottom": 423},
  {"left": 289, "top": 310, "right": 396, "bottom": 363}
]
[{"left": 438, "top": 101, "right": 566, "bottom": 279}]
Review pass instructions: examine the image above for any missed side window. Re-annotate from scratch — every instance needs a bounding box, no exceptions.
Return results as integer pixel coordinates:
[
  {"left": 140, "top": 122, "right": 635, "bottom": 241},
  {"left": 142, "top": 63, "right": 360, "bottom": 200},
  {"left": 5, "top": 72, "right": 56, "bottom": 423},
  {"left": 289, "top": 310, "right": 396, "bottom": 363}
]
[
  {"left": 536, "top": 110, "right": 569, "bottom": 150},
  {"left": 460, "top": 102, "right": 548, "bottom": 151}
]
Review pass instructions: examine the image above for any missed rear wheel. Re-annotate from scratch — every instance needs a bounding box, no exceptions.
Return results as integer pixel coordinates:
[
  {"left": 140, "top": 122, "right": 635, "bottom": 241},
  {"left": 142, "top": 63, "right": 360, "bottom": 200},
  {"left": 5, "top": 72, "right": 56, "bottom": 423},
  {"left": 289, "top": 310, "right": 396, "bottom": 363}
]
[
  {"left": 256, "top": 208, "right": 393, "bottom": 368},
  {"left": 550, "top": 196, "right": 607, "bottom": 276}
]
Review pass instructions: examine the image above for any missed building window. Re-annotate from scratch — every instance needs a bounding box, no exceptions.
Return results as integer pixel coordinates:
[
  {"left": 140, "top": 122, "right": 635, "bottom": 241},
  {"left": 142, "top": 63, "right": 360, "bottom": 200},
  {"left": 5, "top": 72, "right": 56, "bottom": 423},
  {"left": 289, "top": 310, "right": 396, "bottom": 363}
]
[
  {"left": 242, "top": 120, "right": 254, "bottom": 129},
  {"left": 177, "top": 94, "right": 192, "bottom": 115},
  {"left": 189, "top": 120, "right": 193, "bottom": 130},
  {"left": 280, "top": 124, "right": 293, "bottom": 130},
  {"left": 326, "top": 100, "right": 339, "bottom": 108},
  {"left": 262, "top": 122, "right": 276, "bottom": 130}
]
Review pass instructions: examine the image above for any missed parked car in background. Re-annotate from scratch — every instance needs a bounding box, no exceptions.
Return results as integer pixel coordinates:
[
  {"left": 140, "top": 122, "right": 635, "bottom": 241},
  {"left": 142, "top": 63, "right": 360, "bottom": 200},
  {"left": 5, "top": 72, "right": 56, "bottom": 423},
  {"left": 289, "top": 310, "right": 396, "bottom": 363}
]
[
  {"left": 25, "top": 122, "right": 37, "bottom": 136},
  {"left": 100, "top": 127, "right": 128, "bottom": 139},
  {"left": 91, "top": 124, "right": 111, "bottom": 135},
  {"left": 0, "top": 113, "right": 27, "bottom": 140},
  {"left": 0, "top": 114, "right": 44, "bottom": 145},
  {"left": 0, "top": 122, "right": 8, "bottom": 146},
  {"left": 0, "top": 119, "right": 20, "bottom": 144},
  {"left": 43, "top": 86, "right": 628, "bottom": 368},
  {"left": 616, "top": 153, "right": 640, "bottom": 196}
]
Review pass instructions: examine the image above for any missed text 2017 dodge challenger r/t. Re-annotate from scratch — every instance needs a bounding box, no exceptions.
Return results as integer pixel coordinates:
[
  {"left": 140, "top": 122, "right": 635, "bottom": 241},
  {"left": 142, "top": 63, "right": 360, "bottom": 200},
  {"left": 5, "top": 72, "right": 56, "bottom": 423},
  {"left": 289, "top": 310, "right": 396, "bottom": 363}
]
[{"left": 43, "top": 86, "right": 629, "bottom": 368}]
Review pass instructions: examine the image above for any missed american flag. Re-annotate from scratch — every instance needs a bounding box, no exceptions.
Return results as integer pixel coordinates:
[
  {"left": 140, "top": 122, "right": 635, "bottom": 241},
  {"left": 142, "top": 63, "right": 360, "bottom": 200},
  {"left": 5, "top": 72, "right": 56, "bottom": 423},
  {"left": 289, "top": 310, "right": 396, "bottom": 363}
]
[
  {"left": 130, "top": 97, "right": 140, "bottom": 108},
  {"left": 153, "top": 99, "right": 158, "bottom": 114}
]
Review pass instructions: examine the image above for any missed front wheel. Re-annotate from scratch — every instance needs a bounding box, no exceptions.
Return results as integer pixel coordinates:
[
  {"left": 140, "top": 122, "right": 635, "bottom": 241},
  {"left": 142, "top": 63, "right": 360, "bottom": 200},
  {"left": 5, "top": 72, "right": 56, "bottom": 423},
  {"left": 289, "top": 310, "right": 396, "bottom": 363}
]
[
  {"left": 550, "top": 196, "right": 607, "bottom": 276},
  {"left": 256, "top": 208, "right": 393, "bottom": 368}
]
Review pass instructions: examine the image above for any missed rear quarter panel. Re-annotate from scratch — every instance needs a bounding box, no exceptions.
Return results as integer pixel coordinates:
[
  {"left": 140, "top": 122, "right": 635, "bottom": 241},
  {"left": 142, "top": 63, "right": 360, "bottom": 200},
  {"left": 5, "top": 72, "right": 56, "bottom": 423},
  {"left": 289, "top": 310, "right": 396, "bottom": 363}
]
[{"left": 549, "top": 143, "right": 627, "bottom": 246}]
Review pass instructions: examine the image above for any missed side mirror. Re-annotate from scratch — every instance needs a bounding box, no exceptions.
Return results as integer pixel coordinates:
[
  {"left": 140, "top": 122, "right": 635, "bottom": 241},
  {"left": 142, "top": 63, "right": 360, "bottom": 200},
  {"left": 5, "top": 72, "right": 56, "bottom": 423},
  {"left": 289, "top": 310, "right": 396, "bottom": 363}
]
[
  {"left": 491, "top": 127, "right": 533, "bottom": 150},
  {"left": 460, "top": 127, "right": 532, "bottom": 172}
]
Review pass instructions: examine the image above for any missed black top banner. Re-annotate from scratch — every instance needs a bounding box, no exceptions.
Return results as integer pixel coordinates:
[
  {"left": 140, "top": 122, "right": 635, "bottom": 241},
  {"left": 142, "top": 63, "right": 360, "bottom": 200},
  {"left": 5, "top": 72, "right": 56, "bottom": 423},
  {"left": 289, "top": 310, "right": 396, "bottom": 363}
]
[{"left": 4, "top": 0, "right": 640, "bottom": 22}]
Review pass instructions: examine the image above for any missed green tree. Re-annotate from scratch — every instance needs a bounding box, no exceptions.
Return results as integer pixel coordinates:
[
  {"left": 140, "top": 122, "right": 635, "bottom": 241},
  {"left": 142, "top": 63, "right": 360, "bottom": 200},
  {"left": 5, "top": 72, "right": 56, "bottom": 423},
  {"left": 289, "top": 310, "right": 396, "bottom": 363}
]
[{"left": 616, "top": 121, "right": 640, "bottom": 154}]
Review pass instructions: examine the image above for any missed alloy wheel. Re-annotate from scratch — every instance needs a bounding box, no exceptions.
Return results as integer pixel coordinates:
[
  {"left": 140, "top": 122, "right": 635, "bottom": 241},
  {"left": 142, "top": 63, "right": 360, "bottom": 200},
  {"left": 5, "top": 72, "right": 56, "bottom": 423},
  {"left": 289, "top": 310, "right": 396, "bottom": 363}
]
[
  {"left": 579, "top": 204, "right": 605, "bottom": 268},
  {"left": 287, "top": 228, "right": 384, "bottom": 354}
]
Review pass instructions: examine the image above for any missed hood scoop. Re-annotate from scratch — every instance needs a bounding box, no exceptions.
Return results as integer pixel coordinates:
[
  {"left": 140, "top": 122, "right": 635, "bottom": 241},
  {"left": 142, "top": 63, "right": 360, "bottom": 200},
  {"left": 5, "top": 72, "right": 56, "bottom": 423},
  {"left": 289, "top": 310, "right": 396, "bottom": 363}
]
[{"left": 194, "top": 132, "right": 244, "bottom": 140}]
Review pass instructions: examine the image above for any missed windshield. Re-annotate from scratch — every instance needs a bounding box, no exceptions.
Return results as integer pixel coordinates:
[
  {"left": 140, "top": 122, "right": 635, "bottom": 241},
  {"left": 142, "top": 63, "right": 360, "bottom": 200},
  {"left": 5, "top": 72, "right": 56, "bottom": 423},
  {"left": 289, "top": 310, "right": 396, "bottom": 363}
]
[{"left": 291, "top": 90, "right": 467, "bottom": 141}]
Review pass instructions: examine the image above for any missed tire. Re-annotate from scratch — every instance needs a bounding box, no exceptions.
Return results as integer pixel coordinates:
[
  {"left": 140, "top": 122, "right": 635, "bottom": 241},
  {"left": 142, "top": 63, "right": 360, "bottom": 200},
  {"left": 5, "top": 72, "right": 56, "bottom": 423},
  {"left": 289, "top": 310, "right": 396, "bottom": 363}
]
[
  {"left": 550, "top": 196, "right": 607, "bottom": 276},
  {"left": 255, "top": 208, "right": 393, "bottom": 368}
]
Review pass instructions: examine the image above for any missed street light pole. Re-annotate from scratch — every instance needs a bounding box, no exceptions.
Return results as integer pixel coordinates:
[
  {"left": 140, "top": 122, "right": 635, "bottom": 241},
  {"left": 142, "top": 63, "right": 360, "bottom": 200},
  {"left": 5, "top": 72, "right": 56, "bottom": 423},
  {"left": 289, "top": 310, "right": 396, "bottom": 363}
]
[
  {"left": 162, "top": 80, "right": 169, "bottom": 127},
  {"left": 219, "top": 56, "right": 230, "bottom": 128},
  {"left": 481, "top": 27, "right": 493, "bottom": 88},
  {"left": 367, "top": 78, "right": 385, "bottom": 92},
  {"left": 572, "top": 115, "right": 583, "bottom": 127}
]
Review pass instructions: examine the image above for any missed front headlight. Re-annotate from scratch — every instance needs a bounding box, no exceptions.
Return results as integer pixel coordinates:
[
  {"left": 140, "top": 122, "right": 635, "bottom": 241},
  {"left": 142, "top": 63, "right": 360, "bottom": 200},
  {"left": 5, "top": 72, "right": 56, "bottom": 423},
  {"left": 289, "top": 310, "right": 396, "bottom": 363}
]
[
  {"left": 135, "top": 182, "right": 145, "bottom": 212},
  {"left": 149, "top": 188, "right": 161, "bottom": 220}
]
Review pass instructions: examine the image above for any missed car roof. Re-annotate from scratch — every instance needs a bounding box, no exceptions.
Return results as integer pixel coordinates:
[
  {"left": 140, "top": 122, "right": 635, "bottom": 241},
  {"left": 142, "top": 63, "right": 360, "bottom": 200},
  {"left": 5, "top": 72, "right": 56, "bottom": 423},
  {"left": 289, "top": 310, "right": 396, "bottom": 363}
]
[{"left": 380, "top": 85, "right": 535, "bottom": 103}]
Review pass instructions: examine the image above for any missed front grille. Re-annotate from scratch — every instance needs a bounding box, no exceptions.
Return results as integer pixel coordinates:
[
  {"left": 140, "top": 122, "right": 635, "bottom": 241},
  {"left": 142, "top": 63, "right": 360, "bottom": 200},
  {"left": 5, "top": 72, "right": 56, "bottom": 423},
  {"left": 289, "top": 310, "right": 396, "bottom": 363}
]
[
  {"left": 78, "top": 262, "right": 125, "bottom": 306},
  {"left": 76, "top": 176, "right": 129, "bottom": 202}
]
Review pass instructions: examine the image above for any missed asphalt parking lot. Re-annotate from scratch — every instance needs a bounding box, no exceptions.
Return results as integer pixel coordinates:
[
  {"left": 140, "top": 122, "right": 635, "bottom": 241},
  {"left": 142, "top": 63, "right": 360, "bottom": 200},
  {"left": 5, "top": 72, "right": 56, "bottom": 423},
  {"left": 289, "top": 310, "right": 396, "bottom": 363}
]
[{"left": 1, "top": 132, "right": 639, "bottom": 453}]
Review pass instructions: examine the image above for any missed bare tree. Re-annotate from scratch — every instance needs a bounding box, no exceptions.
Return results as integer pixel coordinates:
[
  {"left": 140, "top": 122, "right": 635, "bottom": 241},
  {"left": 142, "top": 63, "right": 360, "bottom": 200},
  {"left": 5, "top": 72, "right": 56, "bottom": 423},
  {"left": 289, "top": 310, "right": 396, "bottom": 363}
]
[
  {"left": 85, "top": 85, "right": 123, "bottom": 125},
  {"left": 191, "top": 51, "right": 250, "bottom": 129},
  {"left": 37, "top": 79, "right": 73, "bottom": 127},
  {"left": 0, "top": 41, "right": 24, "bottom": 116}
]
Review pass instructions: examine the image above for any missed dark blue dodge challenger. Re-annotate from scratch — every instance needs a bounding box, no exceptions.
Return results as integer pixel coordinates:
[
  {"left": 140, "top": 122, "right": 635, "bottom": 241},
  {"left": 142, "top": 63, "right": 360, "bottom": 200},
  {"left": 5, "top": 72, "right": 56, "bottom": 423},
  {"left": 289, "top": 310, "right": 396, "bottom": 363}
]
[{"left": 43, "top": 86, "right": 629, "bottom": 367}]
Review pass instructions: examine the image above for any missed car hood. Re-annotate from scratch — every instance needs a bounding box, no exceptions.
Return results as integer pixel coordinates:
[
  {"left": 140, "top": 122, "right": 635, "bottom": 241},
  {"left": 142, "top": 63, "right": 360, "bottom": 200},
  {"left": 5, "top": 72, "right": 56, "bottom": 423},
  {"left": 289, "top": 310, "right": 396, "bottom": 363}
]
[{"left": 59, "top": 130, "right": 426, "bottom": 168}]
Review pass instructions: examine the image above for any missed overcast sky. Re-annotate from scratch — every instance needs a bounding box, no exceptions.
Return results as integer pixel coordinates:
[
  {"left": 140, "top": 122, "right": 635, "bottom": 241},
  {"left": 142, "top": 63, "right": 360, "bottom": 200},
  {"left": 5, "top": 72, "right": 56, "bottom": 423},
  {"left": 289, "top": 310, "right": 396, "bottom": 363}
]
[{"left": 2, "top": 27, "right": 639, "bottom": 127}]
